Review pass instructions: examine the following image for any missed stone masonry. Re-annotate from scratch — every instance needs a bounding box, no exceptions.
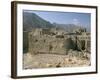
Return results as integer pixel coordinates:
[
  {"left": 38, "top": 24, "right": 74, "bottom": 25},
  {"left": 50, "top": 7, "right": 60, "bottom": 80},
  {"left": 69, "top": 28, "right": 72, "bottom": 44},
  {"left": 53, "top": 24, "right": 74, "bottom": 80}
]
[{"left": 28, "top": 28, "right": 90, "bottom": 55}]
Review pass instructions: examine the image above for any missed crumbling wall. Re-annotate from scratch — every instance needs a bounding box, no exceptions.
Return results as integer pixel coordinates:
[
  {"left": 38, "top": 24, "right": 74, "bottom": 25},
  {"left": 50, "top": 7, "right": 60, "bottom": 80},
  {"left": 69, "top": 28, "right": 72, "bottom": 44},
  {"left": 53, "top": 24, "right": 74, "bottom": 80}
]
[
  {"left": 28, "top": 28, "right": 90, "bottom": 55},
  {"left": 29, "top": 33, "right": 67, "bottom": 55}
]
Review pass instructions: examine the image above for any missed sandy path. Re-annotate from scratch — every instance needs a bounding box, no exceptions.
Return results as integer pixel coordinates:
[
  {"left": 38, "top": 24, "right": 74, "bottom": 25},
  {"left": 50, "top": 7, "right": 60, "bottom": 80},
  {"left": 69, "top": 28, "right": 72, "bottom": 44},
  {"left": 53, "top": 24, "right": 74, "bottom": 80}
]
[{"left": 23, "top": 53, "right": 90, "bottom": 69}]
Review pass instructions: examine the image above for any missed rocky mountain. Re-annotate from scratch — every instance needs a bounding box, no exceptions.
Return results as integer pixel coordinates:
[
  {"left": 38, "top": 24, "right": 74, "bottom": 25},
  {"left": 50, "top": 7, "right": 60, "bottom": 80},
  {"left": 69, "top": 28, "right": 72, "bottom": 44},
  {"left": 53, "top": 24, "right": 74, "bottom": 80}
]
[
  {"left": 23, "top": 12, "right": 54, "bottom": 31},
  {"left": 53, "top": 23, "right": 90, "bottom": 32},
  {"left": 23, "top": 12, "right": 90, "bottom": 32}
]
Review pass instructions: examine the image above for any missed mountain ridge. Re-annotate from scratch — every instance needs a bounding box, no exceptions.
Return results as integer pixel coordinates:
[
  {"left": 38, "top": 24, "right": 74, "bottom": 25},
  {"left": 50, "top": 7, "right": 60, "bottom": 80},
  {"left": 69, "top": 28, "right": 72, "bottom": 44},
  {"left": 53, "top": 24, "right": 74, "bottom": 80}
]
[
  {"left": 23, "top": 12, "right": 54, "bottom": 31},
  {"left": 23, "top": 12, "right": 90, "bottom": 32}
]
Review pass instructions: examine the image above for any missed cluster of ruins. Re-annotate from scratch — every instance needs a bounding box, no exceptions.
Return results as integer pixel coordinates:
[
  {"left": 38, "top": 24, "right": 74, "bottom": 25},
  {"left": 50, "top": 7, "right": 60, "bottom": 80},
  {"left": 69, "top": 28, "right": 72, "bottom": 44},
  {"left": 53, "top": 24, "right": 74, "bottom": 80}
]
[{"left": 28, "top": 28, "right": 90, "bottom": 55}]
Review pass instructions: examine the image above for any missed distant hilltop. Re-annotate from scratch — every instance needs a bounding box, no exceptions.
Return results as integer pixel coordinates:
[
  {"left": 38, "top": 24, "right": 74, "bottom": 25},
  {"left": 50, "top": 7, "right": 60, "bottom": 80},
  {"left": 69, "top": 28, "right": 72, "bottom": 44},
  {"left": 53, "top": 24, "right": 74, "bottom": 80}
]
[
  {"left": 23, "top": 12, "right": 54, "bottom": 31},
  {"left": 23, "top": 12, "right": 90, "bottom": 32}
]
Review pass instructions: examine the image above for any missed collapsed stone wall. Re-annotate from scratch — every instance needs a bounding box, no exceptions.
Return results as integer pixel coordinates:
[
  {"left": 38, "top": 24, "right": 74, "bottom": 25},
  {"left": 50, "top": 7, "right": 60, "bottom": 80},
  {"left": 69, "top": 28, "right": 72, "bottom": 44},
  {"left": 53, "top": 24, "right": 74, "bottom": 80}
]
[
  {"left": 28, "top": 28, "right": 90, "bottom": 55},
  {"left": 28, "top": 28, "right": 76, "bottom": 55},
  {"left": 29, "top": 34, "right": 68, "bottom": 55}
]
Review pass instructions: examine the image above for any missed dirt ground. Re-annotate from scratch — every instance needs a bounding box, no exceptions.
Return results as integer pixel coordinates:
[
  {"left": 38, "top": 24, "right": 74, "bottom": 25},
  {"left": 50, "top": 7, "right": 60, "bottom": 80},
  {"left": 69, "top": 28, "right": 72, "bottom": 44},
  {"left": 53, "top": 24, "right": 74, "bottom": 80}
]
[{"left": 23, "top": 52, "right": 91, "bottom": 69}]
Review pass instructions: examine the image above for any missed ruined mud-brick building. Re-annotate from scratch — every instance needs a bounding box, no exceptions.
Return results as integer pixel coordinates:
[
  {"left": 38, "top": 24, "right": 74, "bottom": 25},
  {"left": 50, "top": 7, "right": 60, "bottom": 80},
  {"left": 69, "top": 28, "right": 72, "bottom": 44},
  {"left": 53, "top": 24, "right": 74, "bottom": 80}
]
[{"left": 28, "top": 28, "right": 90, "bottom": 55}]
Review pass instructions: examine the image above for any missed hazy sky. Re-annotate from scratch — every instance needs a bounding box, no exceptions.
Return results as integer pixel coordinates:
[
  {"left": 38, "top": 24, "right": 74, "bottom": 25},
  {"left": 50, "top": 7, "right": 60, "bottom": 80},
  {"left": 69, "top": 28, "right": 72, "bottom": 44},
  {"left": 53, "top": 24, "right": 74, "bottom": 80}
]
[{"left": 24, "top": 10, "right": 91, "bottom": 27}]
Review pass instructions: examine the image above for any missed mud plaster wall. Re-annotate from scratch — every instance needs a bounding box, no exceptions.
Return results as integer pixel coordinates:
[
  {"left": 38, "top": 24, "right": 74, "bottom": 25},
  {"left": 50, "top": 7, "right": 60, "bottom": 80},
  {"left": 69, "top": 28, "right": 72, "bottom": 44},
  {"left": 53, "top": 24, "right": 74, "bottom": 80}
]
[
  {"left": 28, "top": 29, "right": 77, "bottom": 55},
  {"left": 24, "top": 28, "right": 91, "bottom": 55}
]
